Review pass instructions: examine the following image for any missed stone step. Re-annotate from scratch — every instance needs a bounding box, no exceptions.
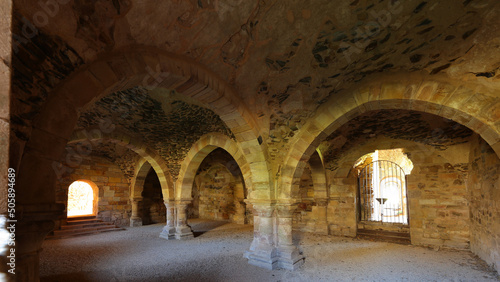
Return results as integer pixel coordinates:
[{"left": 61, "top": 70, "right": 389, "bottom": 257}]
[
  {"left": 46, "top": 217, "right": 124, "bottom": 240},
  {"left": 357, "top": 229, "right": 411, "bottom": 245},
  {"left": 61, "top": 222, "right": 117, "bottom": 230},
  {"left": 46, "top": 227, "right": 125, "bottom": 240},
  {"left": 62, "top": 220, "right": 116, "bottom": 228},
  {"left": 67, "top": 215, "right": 97, "bottom": 221},
  {"left": 66, "top": 218, "right": 101, "bottom": 225},
  {"left": 357, "top": 228, "right": 410, "bottom": 237}
]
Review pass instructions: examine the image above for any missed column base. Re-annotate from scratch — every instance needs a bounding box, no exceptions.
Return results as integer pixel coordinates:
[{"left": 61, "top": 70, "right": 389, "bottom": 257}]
[
  {"left": 159, "top": 226, "right": 176, "bottom": 240},
  {"left": 130, "top": 217, "right": 143, "bottom": 227},
  {"left": 276, "top": 245, "right": 305, "bottom": 270},
  {"left": 175, "top": 225, "right": 194, "bottom": 240},
  {"left": 245, "top": 245, "right": 279, "bottom": 270}
]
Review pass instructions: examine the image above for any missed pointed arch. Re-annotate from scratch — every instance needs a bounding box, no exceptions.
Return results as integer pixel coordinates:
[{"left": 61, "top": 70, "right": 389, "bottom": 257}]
[{"left": 175, "top": 133, "right": 254, "bottom": 200}]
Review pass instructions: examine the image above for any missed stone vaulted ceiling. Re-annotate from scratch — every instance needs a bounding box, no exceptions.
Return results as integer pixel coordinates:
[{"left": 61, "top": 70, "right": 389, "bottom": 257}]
[
  {"left": 75, "top": 87, "right": 233, "bottom": 176},
  {"left": 66, "top": 141, "right": 141, "bottom": 180},
  {"left": 10, "top": 0, "right": 500, "bottom": 176},
  {"left": 319, "top": 109, "right": 474, "bottom": 171}
]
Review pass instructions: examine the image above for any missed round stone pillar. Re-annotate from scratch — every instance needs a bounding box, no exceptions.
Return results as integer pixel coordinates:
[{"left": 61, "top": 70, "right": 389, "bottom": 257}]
[
  {"left": 276, "top": 203, "right": 304, "bottom": 270},
  {"left": 129, "top": 197, "right": 143, "bottom": 227},
  {"left": 245, "top": 202, "right": 278, "bottom": 270},
  {"left": 159, "top": 200, "right": 176, "bottom": 240},
  {"left": 174, "top": 200, "right": 194, "bottom": 240}
]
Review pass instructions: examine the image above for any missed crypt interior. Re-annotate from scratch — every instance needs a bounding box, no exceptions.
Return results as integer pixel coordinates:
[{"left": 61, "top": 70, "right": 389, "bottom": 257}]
[{"left": 1, "top": 0, "right": 500, "bottom": 281}]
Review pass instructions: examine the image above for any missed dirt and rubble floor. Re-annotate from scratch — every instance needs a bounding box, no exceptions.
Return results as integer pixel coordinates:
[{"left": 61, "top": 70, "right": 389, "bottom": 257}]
[{"left": 40, "top": 219, "right": 499, "bottom": 282}]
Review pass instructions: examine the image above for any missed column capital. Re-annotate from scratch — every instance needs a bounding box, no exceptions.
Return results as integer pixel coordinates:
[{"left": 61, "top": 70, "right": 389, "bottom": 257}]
[
  {"left": 249, "top": 202, "right": 275, "bottom": 217},
  {"left": 163, "top": 200, "right": 175, "bottom": 207},
  {"left": 175, "top": 198, "right": 192, "bottom": 206},
  {"left": 244, "top": 199, "right": 276, "bottom": 206},
  {"left": 275, "top": 203, "right": 298, "bottom": 217}
]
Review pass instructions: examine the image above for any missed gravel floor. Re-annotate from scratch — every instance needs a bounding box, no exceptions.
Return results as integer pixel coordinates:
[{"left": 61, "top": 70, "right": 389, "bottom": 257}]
[{"left": 40, "top": 219, "right": 499, "bottom": 282}]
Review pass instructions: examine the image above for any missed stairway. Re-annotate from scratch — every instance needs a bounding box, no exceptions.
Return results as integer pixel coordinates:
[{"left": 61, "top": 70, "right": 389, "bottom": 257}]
[
  {"left": 357, "top": 228, "right": 411, "bottom": 245},
  {"left": 46, "top": 216, "right": 125, "bottom": 240}
]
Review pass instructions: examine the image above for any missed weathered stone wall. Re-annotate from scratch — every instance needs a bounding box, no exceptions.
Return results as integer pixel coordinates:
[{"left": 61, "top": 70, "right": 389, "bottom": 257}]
[
  {"left": 55, "top": 156, "right": 131, "bottom": 226},
  {"left": 189, "top": 149, "right": 249, "bottom": 224},
  {"left": 196, "top": 164, "right": 235, "bottom": 221},
  {"left": 319, "top": 138, "right": 471, "bottom": 250},
  {"left": 327, "top": 174, "right": 358, "bottom": 237},
  {"left": 293, "top": 164, "right": 315, "bottom": 230},
  {"left": 468, "top": 135, "right": 500, "bottom": 271},
  {"left": 141, "top": 169, "right": 165, "bottom": 225},
  {"left": 407, "top": 145, "right": 470, "bottom": 249}
]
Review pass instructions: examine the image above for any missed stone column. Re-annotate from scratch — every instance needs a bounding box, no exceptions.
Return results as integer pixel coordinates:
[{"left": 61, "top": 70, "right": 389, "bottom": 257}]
[
  {"left": 315, "top": 198, "right": 329, "bottom": 234},
  {"left": 14, "top": 203, "right": 64, "bottom": 281},
  {"left": 159, "top": 200, "right": 176, "bottom": 240},
  {"left": 245, "top": 202, "right": 278, "bottom": 270},
  {"left": 276, "top": 203, "right": 305, "bottom": 270},
  {"left": 129, "top": 197, "right": 143, "bottom": 227},
  {"left": 175, "top": 200, "right": 194, "bottom": 240}
]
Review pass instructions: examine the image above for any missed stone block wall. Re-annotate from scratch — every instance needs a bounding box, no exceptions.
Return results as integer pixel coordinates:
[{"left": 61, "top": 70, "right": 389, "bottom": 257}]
[
  {"left": 197, "top": 167, "right": 235, "bottom": 221},
  {"left": 468, "top": 135, "right": 500, "bottom": 270},
  {"left": 407, "top": 147, "right": 470, "bottom": 249},
  {"left": 55, "top": 156, "right": 131, "bottom": 226},
  {"left": 327, "top": 176, "right": 357, "bottom": 237},
  {"left": 189, "top": 149, "right": 249, "bottom": 224},
  {"left": 293, "top": 164, "right": 315, "bottom": 230},
  {"left": 298, "top": 137, "right": 472, "bottom": 251}
]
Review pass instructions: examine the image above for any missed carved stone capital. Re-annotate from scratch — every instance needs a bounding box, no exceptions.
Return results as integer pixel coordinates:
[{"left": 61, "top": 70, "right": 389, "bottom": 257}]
[
  {"left": 251, "top": 203, "right": 275, "bottom": 218},
  {"left": 276, "top": 203, "right": 298, "bottom": 218}
]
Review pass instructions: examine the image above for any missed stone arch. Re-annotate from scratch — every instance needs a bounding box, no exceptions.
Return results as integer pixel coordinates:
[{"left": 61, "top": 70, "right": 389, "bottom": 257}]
[
  {"left": 334, "top": 141, "right": 420, "bottom": 179},
  {"left": 18, "top": 45, "right": 271, "bottom": 207},
  {"left": 68, "top": 130, "right": 174, "bottom": 201},
  {"left": 176, "top": 133, "right": 252, "bottom": 201},
  {"left": 280, "top": 78, "right": 500, "bottom": 199}
]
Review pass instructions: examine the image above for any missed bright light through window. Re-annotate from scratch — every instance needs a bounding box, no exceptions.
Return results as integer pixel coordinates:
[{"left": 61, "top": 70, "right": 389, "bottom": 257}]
[{"left": 67, "top": 181, "right": 94, "bottom": 217}]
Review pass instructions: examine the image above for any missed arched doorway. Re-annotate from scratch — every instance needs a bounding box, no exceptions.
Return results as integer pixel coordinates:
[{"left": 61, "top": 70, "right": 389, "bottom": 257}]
[
  {"left": 354, "top": 149, "right": 413, "bottom": 243},
  {"left": 67, "top": 180, "right": 99, "bottom": 218},
  {"left": 358, "top": 160, "right": 408, "bottom": 224},
  {"left": 189, "top": 148, "right": 248, "bottom": 224},
  {"left": 141, "top": 168, "right": 166, "bottom": 225}
]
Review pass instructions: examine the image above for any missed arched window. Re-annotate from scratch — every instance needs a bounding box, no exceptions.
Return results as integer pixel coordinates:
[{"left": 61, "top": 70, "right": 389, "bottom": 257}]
[{"left": 67, "top": 180, "right": 99, "bottom": 218}]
